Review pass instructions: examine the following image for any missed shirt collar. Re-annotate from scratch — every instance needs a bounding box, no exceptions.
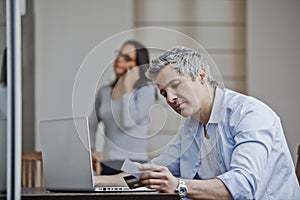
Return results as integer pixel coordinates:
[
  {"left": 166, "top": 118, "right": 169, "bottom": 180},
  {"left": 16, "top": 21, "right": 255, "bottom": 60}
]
[{"left": 207, "top": 87, "right": 226, "bottom": 124}]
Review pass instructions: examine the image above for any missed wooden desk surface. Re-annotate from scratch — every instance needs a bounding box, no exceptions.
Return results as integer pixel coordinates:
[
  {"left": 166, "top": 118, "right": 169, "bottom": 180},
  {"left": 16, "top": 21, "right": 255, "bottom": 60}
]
[{"left": 21, "top": 187, "right": 180, "bottom": 200}]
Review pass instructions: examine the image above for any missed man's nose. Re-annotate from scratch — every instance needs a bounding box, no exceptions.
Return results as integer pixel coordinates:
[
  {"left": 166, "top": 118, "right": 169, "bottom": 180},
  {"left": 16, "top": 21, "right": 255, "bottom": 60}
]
[{"left": 166, "top": 90, "right": 177, "bottom": 104}]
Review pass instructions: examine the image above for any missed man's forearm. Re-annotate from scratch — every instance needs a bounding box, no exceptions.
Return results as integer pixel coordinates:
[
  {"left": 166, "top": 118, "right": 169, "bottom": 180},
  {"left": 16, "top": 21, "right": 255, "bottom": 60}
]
[{"left": 185, "top": 178, "right": 233, "bottom": 200}]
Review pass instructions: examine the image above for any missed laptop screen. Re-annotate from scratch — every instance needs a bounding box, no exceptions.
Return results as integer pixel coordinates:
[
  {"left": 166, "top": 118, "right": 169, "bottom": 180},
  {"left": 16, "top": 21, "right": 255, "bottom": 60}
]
[{"left": 40, "top": 117, "right": 95, "bottom": 191}]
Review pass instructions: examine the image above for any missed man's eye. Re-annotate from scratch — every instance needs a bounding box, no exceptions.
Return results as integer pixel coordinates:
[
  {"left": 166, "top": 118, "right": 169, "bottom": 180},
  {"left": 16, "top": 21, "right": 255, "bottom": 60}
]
[
  {"left": 160, "top": 90, "right": 167, "bottom": 98},
  {"left": 170, "top": 82, "right": 180, "bottom": 89}
]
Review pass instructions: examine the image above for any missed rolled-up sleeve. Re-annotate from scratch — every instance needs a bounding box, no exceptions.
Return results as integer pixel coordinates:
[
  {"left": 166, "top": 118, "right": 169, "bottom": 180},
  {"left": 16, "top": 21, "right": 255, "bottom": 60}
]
[{"left": 217, "top": 102, "right": 277, "bottom": 199}]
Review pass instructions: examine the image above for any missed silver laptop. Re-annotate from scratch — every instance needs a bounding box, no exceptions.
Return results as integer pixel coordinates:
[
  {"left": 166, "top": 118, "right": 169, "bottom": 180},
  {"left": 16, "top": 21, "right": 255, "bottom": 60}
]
[{"left": 40, "top": 117, "right": 155, "bottom": 192}]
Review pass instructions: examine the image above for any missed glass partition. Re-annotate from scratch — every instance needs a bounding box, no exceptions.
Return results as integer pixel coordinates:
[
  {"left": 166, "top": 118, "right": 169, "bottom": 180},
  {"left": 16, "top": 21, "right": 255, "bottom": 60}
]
[
  {"left": 0, "top": 0, "right": 7, "bottom": 197},
  {"left": 6, "top": 0, "right": 22, "bottom": 199}
]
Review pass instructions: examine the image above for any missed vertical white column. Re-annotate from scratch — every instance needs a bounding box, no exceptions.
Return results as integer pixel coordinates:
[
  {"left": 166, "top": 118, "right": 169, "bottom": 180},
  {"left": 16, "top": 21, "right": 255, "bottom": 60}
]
[{"left": 7, "top": 0, "right": 22, "bottom": 199}]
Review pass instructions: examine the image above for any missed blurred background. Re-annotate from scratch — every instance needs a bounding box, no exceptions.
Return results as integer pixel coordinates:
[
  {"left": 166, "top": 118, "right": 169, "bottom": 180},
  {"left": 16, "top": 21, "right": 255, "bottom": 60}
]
[{"left": 0, "top": 0, "right": 299, "bottom": 163}]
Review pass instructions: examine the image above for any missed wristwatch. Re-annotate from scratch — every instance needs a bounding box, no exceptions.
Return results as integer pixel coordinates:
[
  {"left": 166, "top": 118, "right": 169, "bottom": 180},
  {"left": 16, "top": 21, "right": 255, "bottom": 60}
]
[{"left": 175, "top": 178, "right": 188, "bottom": 199}]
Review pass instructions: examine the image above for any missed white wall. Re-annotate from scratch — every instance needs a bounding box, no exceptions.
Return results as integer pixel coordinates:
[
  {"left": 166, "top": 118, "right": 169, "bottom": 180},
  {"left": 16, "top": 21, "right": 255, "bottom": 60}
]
[
  {"left": 34, "top": 0, "right": 134, "bottom": 149},
  {"left": 247, "top": 0, "right": 300, "bottom": 162}
]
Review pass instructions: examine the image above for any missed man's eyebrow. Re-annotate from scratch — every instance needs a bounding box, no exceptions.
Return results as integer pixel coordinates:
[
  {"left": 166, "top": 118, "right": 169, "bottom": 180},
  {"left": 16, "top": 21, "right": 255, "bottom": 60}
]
[{"left": 156, "top": 79, "right": 180, "bottom": 89}]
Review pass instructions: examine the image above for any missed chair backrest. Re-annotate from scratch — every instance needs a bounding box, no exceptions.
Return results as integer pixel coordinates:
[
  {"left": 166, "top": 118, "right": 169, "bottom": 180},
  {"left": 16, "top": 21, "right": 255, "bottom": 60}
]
[
  {"left": 22, "top": 151, "right": 44, "bottom": 188},
  {"left": 296, "top": 145, "right": 300, "bottom": 185}
]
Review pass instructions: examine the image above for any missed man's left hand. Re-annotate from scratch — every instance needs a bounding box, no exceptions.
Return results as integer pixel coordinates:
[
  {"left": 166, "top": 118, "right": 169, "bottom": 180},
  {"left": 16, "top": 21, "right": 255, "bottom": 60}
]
[{"left": 139, "top": 163, "right": 178, "bottom": 193}]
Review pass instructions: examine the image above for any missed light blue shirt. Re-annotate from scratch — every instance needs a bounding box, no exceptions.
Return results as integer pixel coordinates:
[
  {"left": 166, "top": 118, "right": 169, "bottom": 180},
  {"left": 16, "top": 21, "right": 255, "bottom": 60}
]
[{"left": 151, "top": 87, "right": 300, "bottom": 199}]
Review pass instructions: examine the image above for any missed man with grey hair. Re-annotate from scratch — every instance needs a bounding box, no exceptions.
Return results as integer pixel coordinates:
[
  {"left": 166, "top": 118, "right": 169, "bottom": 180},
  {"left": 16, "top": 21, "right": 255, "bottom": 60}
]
[{"left": 137, "top": 46, "right": 300, "bottom": 199}]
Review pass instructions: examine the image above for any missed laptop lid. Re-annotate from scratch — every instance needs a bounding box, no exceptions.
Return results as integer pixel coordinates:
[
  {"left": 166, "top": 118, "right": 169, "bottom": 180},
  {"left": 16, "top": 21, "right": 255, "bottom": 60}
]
[{"left": 40, "top": 116, "right": 95, "bottom": 191}]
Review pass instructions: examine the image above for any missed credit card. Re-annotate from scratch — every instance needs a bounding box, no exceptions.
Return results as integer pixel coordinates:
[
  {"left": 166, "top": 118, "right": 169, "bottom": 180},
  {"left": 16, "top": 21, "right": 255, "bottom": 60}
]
[{"left": 123, "top": 175, "right": 145, "bottom": 189}]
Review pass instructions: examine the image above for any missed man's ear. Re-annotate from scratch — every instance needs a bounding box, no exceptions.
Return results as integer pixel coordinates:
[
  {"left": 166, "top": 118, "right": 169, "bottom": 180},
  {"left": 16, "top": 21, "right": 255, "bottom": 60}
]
[{"left": 197, "top": 68, "right": 207, "bottom": 83}]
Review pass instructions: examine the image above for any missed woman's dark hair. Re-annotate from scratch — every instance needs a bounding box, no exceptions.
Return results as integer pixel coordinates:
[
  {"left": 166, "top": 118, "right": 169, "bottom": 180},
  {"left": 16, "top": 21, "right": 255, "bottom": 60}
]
[
  {"left": 111, "top": 40, "right": 151, "bottom": 89},
  {"left": 0, "top": 48, "right": 7, "bottom": 85}
]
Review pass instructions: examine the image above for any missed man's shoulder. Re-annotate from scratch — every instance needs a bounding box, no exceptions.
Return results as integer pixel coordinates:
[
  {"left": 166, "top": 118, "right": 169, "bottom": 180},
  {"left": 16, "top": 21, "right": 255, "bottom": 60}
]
[
  {"left": 223, "top": 88, "right": 277, "bottom": 121},
  {"left": 223, "top": 88, "right": 257, "bottom": 109},
  {"left": 223, "top": 88, "right": 248, "bottom": 100}
]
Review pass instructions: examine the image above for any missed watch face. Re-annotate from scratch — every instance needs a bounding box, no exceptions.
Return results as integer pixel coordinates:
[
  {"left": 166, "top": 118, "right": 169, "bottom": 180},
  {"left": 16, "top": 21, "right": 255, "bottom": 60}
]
[
  {"left": 180, "top": 186, "right": 187, "bottom": 193},
  {"left": 179, "top": 185, "right": 187, "bottom": 195}
]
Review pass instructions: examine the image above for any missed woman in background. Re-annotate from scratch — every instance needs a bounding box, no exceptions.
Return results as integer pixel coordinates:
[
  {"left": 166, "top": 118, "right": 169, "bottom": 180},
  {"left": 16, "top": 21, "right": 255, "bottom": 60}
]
[{"left": 90, "top": 40, "right": 156, "bottom": 175}]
